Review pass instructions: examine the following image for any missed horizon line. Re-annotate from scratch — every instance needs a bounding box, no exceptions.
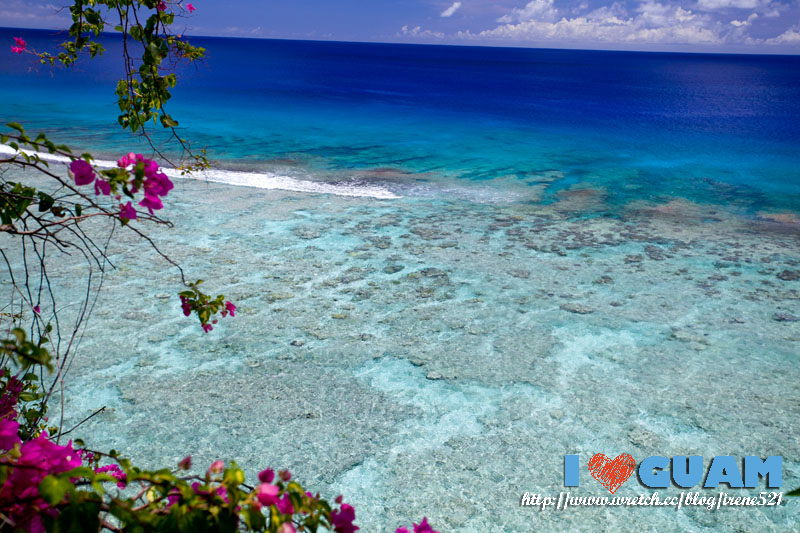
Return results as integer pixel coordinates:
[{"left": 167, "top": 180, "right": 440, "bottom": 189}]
[{"left": 3, "top": 25, "right": 799, "bottom": 58}]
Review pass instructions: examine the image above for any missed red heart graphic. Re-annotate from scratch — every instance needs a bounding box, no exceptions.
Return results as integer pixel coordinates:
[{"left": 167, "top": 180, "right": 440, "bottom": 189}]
[{"left": 588, "top": 453, "right": 636, "bottom": 494}]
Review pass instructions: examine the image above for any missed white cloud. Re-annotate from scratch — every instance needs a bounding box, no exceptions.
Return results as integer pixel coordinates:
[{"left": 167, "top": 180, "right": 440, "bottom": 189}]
[
  {"left": 695, "top": 0, "right": 764, "bottom": 9},
  {"left": 400, "top": 25, "right": 445, "bottom": 38},
  {"left": 220, "top": 26, "right": 265, "bottom": 37},
  {"left": 730, "top": 13, "right": 758, "bottom": 26},
  {"left": 463, "top": 1, "right": 728, "bottom": 45},
  {"left": 441, "top": 2, "right": 462, "bottom": 18},
  {"left": 0, "top": 1, "right": 69, "bottom": 27},
  {"left": 498, "top": 0, "right": 559, "bottom": 23},
  {"left": 765, "top": 27, "right": 800, "bottom": 43}
]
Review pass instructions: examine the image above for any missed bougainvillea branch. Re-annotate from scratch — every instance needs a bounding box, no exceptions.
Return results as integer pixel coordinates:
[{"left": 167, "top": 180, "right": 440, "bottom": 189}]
[{"left": 0, "top": 1, "right": 441, "bottom": 530}]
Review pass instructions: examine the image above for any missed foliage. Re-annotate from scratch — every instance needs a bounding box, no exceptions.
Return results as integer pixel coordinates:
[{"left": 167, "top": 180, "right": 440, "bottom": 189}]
[
  {"left": 19, "top": 0, "right": 209, "bottom": 171},
  {"left": 0, "top": 123, "right": 230, "bottom": 332}
]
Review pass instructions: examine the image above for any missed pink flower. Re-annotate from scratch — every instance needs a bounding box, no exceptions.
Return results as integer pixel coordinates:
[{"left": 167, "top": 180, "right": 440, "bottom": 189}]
[
  {"left": 0, "top": 434, "right": 82, "bottom": 529},
  {"left": 186, "top": 3, "right": 197, "bottom": 13},
  {"left": 0, "top": 376, "right": 23, "bottom": 421},
  {"left": 11, "top": 37, "right": 26, "bottom": 54},
  {"left": 413, "top": 518, "right": 438, "bottom": 533},
  {"left": 258, "top": 468, "right": 275, "bottom": 483},
  {"left": 139, "top": 194, "right": 163, "bottom": 214},
  {"left": 224, "top": 301, "right": 236, "bottom": 317},
  {"left": 95, "top": 464, "right": 127, "bottom": 489},
  {"left": 157, "top": 1, "right": 167, "bottom": 11},
  {"left": 117, "top": 152, "right": 137, "bottom": 168},
  {"left": 69, "top": 159, "right": 95, "bottom": 186},
  {"left": 277, "top": 524, "right": 295, "bottom": 533},
  {"left": 33, "top": 306, "right": 40, "bottom": 314},
  {"left": 208, "top": 460, "right": 224, "bottom": 474},
  {"left": 395, "top": 519, "right": 438, "bottom": 533},
  {"left": 180, "top": 296, "right": 192, "bottom": 317},
  {"left": 216, "top": 486, "right": 229, "bottom": 503},
  {"left": 178, "top": 455, "right": 192, "bottom": 469},
  {"left": 166, "top": 488, "right": 181, "bottom": 507},
  {"left": 94, "top": 179, "right": 111, "bottom": 196},
  {"left": 77, "top": 448, "right": 95, "bottom": 464},
  {"left": 120, "top": 201, "right": 137, "bottom": 220},
  {"left": 0, "top": 419, "right": 20, "bottom": 450},
  {"left": 276, "top": 494, "right": 294, "bottom": 515},
  {"left": 119, "top": 155, "right": 174, "bottom": 213},
  {"left": 279, "top": 469, "right": 291, "bottom": 482},
  {"left": 202, "top": 323, "right": 213, "bottom": 333},
  {"left": 256, "top": 483, "right": 279, "bottom": 506},
  {"left": 331, "top": 503, "right": 359, "bottom": 533}
]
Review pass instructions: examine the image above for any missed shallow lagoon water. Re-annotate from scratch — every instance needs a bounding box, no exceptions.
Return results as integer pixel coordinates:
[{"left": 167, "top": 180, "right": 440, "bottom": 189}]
[{"left": 9, "top": 169, "right": 791, "bottom": 532}]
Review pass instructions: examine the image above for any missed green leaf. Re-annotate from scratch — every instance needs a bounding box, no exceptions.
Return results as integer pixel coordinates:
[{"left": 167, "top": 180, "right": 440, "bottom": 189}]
[
  {"left": 54, "top": 501, "right": 101, "bottom": 533},
  {"left": 37, "top": 192, "right": 55, "bottom": 212},
  {"left": 39, "top": 475, "right": 70, "bottom": 505},
  {"left": 788, "top": 487, "right": 800, "bottom": 497},
  {"left": 19, "top": 391, "right": 44, "bottom": 402},
  {"left": 75, "top": 204, "right": 82, "bottom": 217},
  {"left": 245, "top": 506, "right": 266, "bottom": 530},
  {"left": 160, "top": 114, "right": 179, "bottom": 128},
  {"left": 63, "top": 466, "right": 96, "bottom": 479}
]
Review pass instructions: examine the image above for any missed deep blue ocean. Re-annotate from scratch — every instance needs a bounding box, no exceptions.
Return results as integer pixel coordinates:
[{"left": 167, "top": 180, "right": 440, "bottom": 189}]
[{"left": 2, "top": 27, "right": 799, "bottom": 213}]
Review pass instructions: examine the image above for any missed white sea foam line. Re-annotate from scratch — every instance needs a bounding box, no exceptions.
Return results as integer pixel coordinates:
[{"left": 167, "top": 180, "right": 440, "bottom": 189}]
[{"left": 0, "top": 144, "right": 400, "bottom": 200}]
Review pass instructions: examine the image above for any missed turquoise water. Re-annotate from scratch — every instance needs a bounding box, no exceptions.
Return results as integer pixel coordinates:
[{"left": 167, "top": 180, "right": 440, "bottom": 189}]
[
  {"left": 1, "top": 28, "right": 799, "bottom": 531},
  {"left": 3, "top": 29, "right": 800, "bottom": 212},
  {"left": 36, "top": 182, "right": 797, "bottom": 531}
]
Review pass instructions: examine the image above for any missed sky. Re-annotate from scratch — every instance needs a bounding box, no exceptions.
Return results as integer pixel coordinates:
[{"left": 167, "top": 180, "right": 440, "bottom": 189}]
[{"left": 2, "top": 0, "right": 799, "bottom": 54}]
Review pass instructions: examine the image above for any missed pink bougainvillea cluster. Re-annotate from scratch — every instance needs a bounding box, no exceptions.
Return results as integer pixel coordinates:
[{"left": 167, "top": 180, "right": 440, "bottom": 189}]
[
  {"left": 331, "top": 498, "right": 359, "bottom": 533},
  {"left": 396, "top": 517, "right": 440, "bottom": 533},
  {"left": 67, "top": 155, "right": 236, "bottom": 333},
  {"left": 2, "top": 379, "right": 365, "bottom": 532},
  {"left": 155, "top": 1, "right": 197, "bottom": 13},
  {"left": 117, "top": 152, "right": 175, "bottom": 214},
  {"left": 10, "top": 37, "right": 26, "bottom": 54},
  {"left": 0, "top": 373, "right": 22, "bottom": 422},
  {"left": 68, "top": 152, "right": 175, "bottom": 222},
  {"left": 0, "top": 368, "right": 405, "bottom": 533},
  {"left": 95, "top": 463, "right": 127, "bottom": 489},
  {"left": 179, "top": 284, "right": 236, "bottom": 333},
  {"left": 0, "top": 420, "right": 81, "bottom": 532}
]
